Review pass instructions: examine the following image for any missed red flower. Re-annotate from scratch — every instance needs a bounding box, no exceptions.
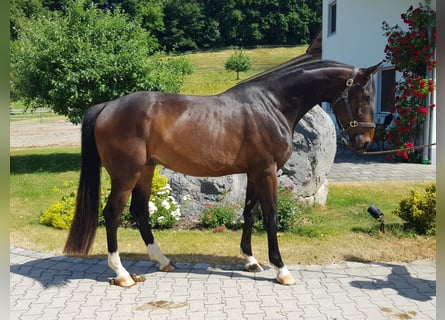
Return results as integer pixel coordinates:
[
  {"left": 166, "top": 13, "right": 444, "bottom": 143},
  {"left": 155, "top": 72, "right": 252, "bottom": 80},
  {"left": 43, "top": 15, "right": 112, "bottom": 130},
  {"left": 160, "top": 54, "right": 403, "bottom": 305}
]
[
  {"left": 400, "top": 126, "right": 411, "bottom": 133},
  {"left": 416, "top": 106, "right": 428, "bottom": 115}
]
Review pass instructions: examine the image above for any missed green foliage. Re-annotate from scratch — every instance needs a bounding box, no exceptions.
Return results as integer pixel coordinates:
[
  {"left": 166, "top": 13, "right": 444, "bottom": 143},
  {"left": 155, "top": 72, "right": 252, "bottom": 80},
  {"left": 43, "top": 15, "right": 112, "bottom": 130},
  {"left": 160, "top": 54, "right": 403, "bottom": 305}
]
[
  {"left": 393, "top": 183, "right": 436, "bottom": 235},
  {"left": 199, "top": 203, "right": 239, "bottom": 230},
  {"left": 255, "top": 187, "right": 301, "bottom": 232},
  {"left": 39, "top": 181, "right": 75, "bottom": 229},
  {"left": 224, "top": 50, "right": 252, "bottom": 80},
  {"left": 10, "top": 0, "right": 192, "bottom": 124},
  {"left": 12, "top": 0, "right": 322, "bottom": 53}
]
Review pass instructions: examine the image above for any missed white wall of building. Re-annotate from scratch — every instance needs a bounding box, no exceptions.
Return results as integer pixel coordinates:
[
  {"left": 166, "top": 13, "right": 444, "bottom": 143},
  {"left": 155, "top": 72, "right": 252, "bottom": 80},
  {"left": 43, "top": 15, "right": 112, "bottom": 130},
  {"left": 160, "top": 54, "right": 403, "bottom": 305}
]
[
  {"left": 322, "top": 0, "right": 436, "bottom": 68},
  {"left": 322, "top": 0, "right": 436, "bottom": 163}
]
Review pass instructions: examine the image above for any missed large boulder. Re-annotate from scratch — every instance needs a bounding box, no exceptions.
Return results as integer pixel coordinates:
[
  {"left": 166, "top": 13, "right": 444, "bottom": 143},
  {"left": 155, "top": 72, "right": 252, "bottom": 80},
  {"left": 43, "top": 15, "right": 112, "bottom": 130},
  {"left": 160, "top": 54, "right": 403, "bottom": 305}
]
[{"left": 161, "top": 105, "right": 336, "bottom": 218}]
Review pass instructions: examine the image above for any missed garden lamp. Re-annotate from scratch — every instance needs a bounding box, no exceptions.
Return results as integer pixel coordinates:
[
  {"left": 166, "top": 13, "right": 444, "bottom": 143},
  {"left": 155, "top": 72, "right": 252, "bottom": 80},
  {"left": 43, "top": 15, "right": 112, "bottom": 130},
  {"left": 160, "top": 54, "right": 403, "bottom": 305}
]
[{"left": 367, "top": 205, "right": 385, "bottom": 233}]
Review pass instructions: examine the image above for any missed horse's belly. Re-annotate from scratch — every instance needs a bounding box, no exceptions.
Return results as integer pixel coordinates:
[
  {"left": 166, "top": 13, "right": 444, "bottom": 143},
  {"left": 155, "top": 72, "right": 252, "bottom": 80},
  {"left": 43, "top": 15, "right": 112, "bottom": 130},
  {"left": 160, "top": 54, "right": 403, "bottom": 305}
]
[{"left": 156, "top": 152, "right": 245, "bottom": 177}]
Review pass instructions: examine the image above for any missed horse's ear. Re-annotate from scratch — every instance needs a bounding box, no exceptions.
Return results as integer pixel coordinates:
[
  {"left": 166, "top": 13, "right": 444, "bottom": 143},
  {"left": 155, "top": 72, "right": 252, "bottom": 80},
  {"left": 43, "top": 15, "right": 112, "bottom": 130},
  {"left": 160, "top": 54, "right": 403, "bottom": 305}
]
[{"left": 362, "top": 62, "right": 383, "bottom": 79}]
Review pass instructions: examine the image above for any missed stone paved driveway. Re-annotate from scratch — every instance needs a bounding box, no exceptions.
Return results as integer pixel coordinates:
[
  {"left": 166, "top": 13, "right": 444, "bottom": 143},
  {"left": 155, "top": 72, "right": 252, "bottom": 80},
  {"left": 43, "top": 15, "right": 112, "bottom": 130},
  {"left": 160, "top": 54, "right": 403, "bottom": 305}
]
[{"left": 10, "top": 247, "right": 435, "bottom": 320}]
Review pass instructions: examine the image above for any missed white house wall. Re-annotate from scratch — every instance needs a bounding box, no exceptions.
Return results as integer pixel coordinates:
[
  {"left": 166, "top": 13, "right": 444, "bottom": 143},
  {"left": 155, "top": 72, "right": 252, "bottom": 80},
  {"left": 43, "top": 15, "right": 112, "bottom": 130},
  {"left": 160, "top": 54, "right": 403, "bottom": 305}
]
[
  {"left": 322, "top": 0, "right": 436, "bottom": 68},
  {"left": 322, "top": 0, "right": 436, "bottom": 164}
]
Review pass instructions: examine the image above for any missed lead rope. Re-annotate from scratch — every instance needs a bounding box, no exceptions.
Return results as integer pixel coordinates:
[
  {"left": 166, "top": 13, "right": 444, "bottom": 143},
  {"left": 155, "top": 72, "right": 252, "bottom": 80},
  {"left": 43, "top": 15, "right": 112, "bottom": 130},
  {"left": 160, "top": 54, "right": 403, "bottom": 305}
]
[{"left": 360, "top": 142, "right": 436, "bottom": 155}]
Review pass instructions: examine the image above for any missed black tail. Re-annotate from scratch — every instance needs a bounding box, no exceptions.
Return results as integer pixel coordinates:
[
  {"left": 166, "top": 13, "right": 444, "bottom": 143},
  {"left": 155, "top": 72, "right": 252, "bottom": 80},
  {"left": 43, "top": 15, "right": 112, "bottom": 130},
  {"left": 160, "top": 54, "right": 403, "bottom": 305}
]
[{"left": 63, "top": 104, "right": 105, "bottom": 256}]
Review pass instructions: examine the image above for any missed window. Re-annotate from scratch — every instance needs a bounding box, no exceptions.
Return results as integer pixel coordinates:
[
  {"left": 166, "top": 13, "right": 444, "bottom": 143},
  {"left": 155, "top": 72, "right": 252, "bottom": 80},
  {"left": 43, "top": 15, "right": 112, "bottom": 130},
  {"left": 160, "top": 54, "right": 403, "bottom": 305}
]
[
  {"left": 328, "top": 1, "right": 337, "bottom": 35},
  {"left": 380, "top": 68, "right": 395, "bottom": 113}
]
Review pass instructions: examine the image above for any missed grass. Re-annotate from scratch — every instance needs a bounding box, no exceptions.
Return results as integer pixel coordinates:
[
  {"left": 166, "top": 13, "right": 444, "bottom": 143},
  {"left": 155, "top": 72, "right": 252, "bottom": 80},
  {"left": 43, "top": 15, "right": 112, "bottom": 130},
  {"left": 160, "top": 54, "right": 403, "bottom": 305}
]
[
  {"left": 179, "top": 46, "right": 308, "bottom": 95},
  {"left": 10, "top": 147, "right": 435, "bottom": 266}
]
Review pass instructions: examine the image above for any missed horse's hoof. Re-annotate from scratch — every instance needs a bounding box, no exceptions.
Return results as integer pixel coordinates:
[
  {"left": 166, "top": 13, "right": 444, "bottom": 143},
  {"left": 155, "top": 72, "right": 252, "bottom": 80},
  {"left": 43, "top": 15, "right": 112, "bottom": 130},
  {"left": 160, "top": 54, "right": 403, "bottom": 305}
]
[
  {"left": 109, "top": 275, "right": 136, "bottom": 288},
  {"left": 160, "top": 263, "right": 175, "bottom": 272},
  {"left": 130, "top": 274, "right": 146, "bottom": 283},
  {"left": 245, "top": 262, "right": 264, "bottom": 273},
  {"left": 277, "top": 273, "right": 296, "bottom": 285}
]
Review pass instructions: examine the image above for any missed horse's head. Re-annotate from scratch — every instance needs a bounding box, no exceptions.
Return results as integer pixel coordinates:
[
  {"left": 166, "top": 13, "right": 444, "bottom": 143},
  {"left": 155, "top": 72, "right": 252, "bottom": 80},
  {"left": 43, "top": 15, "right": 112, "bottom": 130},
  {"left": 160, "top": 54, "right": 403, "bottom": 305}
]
[{"left": 331, "top": 63, "right": 382, "bottom": 153}]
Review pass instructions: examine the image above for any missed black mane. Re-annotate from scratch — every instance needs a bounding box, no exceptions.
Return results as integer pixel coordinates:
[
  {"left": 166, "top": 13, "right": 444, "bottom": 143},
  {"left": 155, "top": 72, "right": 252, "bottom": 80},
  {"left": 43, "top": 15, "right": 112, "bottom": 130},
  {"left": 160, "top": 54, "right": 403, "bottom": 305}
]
[{"left": 239, "top": 58, "right": 354, "bottom": 85}]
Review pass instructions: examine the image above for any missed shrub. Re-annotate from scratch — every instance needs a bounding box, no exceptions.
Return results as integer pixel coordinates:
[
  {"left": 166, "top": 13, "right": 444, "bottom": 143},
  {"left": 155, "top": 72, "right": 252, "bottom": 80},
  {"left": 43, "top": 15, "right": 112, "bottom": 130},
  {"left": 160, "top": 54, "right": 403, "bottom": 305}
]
[
  {"left": 392, "top": 183, "right": 436, "bottom": 235},
  {"left": 255, "top": 187, "right": 301, "bottom": 232},
  {"left": 199, "top": 203, "right": 239, "bottom": 230},
  {"left": 149, "top": 184, "right": 181, "bottom": 229},
  {"left": 39, "top": 182, "right": 76, "bottom": 230}
]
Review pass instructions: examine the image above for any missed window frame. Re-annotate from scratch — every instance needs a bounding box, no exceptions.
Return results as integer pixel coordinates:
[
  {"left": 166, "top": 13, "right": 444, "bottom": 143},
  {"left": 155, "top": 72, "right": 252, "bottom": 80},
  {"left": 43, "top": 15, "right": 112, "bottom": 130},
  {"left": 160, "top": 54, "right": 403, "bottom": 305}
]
[{"left": 328, "top": 1, "right": 337, "bottom": 36}]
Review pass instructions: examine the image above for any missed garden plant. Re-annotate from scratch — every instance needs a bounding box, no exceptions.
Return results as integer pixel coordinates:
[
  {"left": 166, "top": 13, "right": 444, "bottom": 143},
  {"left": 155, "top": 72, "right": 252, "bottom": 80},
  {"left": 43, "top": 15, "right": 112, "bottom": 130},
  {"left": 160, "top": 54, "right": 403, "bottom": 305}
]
[{"left": 381, "top": 1, "right": 436, "bottom": 162}]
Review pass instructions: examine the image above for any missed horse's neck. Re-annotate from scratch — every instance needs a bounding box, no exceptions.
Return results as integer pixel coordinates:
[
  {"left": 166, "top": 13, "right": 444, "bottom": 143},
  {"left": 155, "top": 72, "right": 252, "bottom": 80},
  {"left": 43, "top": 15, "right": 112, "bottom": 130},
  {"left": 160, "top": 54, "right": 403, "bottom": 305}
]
[{"left": 275, "top": 67, "right": 351, "bottom": 128}]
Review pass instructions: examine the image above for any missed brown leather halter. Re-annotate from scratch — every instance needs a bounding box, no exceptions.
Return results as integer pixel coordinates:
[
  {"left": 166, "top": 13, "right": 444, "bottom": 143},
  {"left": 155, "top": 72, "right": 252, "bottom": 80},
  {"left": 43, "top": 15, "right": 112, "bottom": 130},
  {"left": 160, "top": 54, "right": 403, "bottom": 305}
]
[{"left": 331, "top": 68, "right": 376, "bottom": 146}]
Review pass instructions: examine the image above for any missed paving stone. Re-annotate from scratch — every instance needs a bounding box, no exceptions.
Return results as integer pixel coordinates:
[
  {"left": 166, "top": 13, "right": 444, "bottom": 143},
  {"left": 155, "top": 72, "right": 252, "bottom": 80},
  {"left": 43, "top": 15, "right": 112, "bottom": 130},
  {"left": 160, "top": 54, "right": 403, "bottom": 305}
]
[{"left": 9, "top": 213, "right": 436, "bottom": 320}]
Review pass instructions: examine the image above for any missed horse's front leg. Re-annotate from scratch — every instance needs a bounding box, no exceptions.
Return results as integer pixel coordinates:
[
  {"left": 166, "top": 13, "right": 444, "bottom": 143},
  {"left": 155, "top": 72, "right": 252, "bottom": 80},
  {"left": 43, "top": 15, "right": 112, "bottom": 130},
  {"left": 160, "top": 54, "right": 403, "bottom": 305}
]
[
  {"left": 240, "top": 178, "right": 263, "bottom": 272},
  {"left": 130, "top": 166, "right": 174, "bottom": 272},
  {"left": 258, "top": 169, "right": 296, "bottom": 285}
]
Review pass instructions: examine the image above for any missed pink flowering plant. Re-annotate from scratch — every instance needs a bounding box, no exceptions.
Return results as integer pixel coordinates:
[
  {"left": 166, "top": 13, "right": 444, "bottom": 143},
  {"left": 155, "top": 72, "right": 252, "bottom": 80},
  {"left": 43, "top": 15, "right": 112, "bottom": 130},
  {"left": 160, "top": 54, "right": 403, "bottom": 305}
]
[
  {"left": 382, "top": 2, "right": 436, "bottom": 162},
  {"left": 199, "top": 203, "right": 240, "bottom": 231}
]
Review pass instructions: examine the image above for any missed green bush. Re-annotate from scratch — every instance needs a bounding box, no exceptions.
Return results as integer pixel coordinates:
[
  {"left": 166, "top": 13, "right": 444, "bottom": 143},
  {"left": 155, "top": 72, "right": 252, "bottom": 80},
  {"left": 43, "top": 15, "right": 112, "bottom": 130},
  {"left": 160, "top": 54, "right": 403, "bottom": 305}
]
[
  {"left": 41, "top": 166, "right": 180, "bottom": 229},
  {"left": 393, "top": 183, "right": 436, "bottom": 235},
  {"left": 199, "top": 203, "right": 239, "bottom": 231},
  {"left": 255, "top": 187, "right": 301, "bottom": 232},
  {"left": 39, "top": 182, "right": 76, "bottom": 229}
]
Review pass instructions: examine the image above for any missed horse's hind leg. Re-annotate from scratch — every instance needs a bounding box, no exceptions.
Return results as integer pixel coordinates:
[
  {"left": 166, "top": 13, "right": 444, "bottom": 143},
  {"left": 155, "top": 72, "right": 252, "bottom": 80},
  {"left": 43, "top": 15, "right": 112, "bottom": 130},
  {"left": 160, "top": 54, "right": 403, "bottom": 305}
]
[
  {"left": 240, "top": 178, "right": 263, "bottom": 273},
  {"left": 130, "top": 165, "right": 174, "bottom": 272},
  {"left": 103, "top": 178, "right": 138, "bottom": 287}
]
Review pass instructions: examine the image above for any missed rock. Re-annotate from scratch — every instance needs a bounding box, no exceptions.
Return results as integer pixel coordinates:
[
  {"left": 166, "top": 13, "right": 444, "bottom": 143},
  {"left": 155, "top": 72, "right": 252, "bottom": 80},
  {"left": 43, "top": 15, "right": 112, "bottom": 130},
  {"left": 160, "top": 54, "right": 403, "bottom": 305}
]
[
  {"left": 278, "top": 105, "right": 337, "bottom": 205},
  {"left": 161, "top": 105, "right": 336, "bottom": 217}
]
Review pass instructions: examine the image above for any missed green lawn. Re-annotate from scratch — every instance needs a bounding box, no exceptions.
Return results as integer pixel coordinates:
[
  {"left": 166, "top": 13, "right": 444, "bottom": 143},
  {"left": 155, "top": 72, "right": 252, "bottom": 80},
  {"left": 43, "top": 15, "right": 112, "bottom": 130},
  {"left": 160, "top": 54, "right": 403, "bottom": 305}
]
[{"left": 180, "top": 46, "right": 308, "bottom": 95}]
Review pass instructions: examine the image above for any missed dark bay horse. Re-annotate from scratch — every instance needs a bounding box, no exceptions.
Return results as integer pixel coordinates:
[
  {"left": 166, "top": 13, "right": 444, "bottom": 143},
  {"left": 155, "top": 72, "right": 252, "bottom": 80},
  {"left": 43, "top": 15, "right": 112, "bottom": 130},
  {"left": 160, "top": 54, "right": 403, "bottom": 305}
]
[{"left": 64, "top": 59, "right": 380, "bottom": 286}]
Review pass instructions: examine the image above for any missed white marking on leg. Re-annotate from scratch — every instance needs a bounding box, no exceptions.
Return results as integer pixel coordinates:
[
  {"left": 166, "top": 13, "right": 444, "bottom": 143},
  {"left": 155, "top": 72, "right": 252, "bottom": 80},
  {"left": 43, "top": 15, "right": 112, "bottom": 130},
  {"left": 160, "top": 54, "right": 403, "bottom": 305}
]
[
  {"left": 240, "top": 249, "right": 264, "bottom": 272},
  {"left": 108, "top": 251, "right": 130, "bottom": 278},
  {"left": 276, "top": 266, "right": 291, "bottom": 278},
  {"left": 275, "top": 265, "right": 296, "bottom": 285},
  {"left": 147, "top": 240, "right": 170, "bottom": 269}
]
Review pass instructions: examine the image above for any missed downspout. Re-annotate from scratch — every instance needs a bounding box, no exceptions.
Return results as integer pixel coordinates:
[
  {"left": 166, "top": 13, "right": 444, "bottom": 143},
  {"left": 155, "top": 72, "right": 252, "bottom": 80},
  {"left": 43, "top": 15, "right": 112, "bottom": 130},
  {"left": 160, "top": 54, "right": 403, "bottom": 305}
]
[
  {"left": 428, "top": 56, "right": 436, "bottom": 164},
  {"left": 422, "top": 24, "right": 434, "bottom": 164}
]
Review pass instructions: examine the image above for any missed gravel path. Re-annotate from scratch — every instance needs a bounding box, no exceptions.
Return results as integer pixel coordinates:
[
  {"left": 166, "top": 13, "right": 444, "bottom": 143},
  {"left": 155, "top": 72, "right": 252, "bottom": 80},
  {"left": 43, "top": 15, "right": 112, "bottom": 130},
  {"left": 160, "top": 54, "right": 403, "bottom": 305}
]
[{"left": 10, "top": 117, "right": 81, "bottom": 148}]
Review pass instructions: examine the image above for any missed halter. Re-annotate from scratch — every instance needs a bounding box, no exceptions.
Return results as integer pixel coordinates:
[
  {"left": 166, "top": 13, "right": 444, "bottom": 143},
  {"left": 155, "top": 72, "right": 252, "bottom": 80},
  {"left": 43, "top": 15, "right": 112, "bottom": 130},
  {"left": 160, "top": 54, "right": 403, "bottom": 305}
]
[{"left": 330, "top": 68, "right": 376, "bottom": 145}]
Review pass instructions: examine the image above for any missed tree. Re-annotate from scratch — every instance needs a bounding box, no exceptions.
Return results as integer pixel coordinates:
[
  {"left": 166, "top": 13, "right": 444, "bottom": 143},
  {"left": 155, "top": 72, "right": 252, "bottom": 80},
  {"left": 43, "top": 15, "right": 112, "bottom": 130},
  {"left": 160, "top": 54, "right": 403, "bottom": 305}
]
[
  {"left": 10, "top": 0, "right": 47, "bottom": 40},
  {"left": 224, "top": 50, "right": 252, "bottom": 80},
  {"left": 10, "top": 0, "right": 192, "bottom": 124}
]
